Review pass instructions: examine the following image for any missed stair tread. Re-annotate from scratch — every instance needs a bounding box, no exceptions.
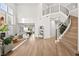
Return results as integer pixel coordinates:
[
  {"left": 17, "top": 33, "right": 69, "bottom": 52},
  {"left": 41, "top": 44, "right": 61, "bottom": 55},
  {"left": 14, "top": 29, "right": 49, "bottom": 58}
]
[
  {"left": 57, "top": 42, "right": 71, "bottom": 56},
  {"left": 64, "top": 34, "right": 77, "bottom": 39},
  {"left": 63, "top": 37, "right": 77, "bottom": 43},
  {"left": 61, "top": 41, "right": 77, "bottom": 55},
  {"left": 65, "top": 32, "right": 77, "bottom": 36},
  {"left": 62, "top": 38, "right": 77, "bottom": 48},
  {"left": 64, "top": 34, "right": 77, "bottom": 38}
]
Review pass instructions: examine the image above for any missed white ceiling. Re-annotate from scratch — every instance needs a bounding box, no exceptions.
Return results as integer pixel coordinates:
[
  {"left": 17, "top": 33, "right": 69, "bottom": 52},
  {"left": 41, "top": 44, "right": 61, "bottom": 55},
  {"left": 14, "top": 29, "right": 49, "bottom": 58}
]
[
  {"left": 60, "top": 3, "right": 78, "bottom": 10},
  {"left": 42, "top": 3, "right": 78, "bottom": 11},
  {"left": 14, "top": 3, "right": 78, "bottom": 17},
  {"left": 16, "top": 3, "right": 40, "bottom": 6},
  {"left": 15, "top": 3, "right": 78, "bottom": 11},
  {"left": 60, "top": 3, "right": 70, "bottom": 7},
  {"left": 42, "top": 3, "right": 59, "bottom": 10}
]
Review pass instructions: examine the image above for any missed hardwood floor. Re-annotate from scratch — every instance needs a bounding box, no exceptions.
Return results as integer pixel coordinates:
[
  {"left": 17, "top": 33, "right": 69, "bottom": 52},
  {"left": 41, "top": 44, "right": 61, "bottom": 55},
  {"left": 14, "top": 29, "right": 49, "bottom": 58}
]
[
  {"left": 7, "top": 16, "right": 78, "bottom": 56},
  {"left": 8, "top": 37, "right": 57, "bottom": 56},
  {"left": 13, "top": 39, "right": 25, "bottom": 47}
]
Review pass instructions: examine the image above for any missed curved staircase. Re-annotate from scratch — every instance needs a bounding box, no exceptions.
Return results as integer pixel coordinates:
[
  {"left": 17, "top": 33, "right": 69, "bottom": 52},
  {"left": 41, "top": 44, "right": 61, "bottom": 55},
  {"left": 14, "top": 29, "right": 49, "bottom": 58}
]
[{"left": 56, "top": 16, "right": 78, "bottom": 56}]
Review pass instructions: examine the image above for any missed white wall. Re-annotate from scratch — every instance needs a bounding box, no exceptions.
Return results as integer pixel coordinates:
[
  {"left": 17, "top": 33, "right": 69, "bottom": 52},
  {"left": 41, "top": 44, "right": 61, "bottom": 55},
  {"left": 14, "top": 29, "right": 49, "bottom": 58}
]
[
  {"left": 16, "top": 3, "right": 41, "bottom": 37},
  {"left": 34, "top": 4, "right": 42, "bottom": 37},
  {"left": 41, "top": 17, "right": 51, "bottom": 39},
  {"left": 69, "top": 8, "right": 78, "bottom": 17},
  {"left": 16, "top": 3, "right": 40, "bottom": 23},
  {"left": 35, "top": 16, "right": 51, "bottom": 39}
]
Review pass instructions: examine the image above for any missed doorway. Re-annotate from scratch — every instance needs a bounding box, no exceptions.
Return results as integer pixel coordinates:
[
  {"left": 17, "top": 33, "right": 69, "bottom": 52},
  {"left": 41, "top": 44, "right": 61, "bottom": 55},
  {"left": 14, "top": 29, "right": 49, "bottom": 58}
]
[{"left": 18, "top": 23, "right": 35, "bottom": 40}]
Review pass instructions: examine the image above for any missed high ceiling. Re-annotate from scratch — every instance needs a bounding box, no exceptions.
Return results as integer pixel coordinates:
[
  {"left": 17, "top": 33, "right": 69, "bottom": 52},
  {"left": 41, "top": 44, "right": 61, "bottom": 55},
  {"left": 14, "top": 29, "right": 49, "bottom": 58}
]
[
  {"left": 15, "top": 3, "right": 78, "bottom": 11},
  {"left": 42, "top": 3, "right": 78, "bottom": 11},
  {"left": 60, "top": 3, "right": 78, "bottom": 10},
  {"left": 16, "top": 3, "right": 40, "bottom": 6}
]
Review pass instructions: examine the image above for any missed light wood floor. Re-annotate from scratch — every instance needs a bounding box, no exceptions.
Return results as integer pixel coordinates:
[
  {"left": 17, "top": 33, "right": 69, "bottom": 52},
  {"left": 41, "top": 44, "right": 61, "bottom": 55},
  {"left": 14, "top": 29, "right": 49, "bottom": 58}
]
[
  {"left": 8, "top": 37, "right": 57, "bottom": 56},
  {"left": 13, "top": 39, "right": 25, "bottom": 47},
  {"left": 7, "top": 16, "right": 78, "bottom": 56}
]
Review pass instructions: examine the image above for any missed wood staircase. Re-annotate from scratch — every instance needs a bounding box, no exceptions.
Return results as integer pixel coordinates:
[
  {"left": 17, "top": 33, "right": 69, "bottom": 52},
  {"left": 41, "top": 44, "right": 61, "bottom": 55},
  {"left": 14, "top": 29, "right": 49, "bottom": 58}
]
[{"left": 56, "top": 16, "right": 78, "bottom": 56}]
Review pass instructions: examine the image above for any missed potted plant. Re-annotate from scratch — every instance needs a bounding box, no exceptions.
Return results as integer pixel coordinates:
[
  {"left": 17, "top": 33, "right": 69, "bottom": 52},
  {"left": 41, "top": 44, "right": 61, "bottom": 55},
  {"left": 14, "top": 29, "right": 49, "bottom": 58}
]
[
  {"left": 3, "top": 36, "right": 13, "bottom": 45},
  {"left": 0, "top": 16, "right": 8, "bottom": 56}
]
